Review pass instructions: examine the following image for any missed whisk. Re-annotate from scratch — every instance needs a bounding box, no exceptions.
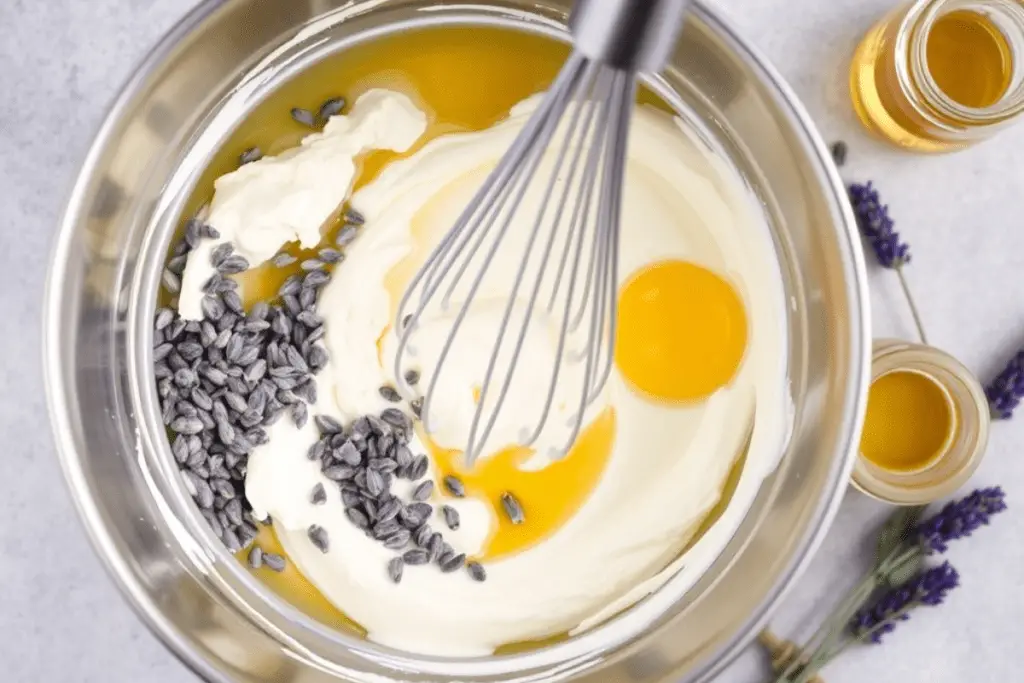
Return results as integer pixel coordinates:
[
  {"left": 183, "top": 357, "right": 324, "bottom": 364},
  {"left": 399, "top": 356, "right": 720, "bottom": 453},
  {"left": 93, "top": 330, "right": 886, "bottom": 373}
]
[{"left": 394, "top": 0, "right": 690, "bottom": 465}]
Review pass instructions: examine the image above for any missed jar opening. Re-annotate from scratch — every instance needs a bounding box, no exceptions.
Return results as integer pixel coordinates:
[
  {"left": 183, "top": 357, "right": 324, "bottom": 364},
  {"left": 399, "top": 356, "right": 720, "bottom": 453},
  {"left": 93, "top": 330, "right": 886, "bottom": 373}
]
[
  {"left": 860, "top": 368, "right": 956, "bottom": 475},
  {"left": 909, "top": 0, "right": 1024, "bottom": 123},
  {"left": 852, "top": 341, "right": 990, "bottom": 506}
]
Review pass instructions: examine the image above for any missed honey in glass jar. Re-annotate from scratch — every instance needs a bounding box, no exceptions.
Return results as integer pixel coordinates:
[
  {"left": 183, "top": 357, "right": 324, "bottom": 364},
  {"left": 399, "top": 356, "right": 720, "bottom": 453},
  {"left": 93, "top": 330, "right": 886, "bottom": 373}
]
[{"left": 851, "top": 0, "right": 1024, "bottom": 151}]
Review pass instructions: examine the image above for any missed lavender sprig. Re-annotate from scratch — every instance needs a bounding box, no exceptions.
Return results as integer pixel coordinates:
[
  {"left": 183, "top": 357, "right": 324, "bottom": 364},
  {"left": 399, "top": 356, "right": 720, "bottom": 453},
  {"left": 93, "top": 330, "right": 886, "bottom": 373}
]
[
  {"left": 848, "top": 182, "right": 911, "bottom": 268},
  {"left": 916, "top": 487, "right": 1008, "bottom": 553},
  {"left": 848, "top": 181, "right": 927, "bottom": 343},
  {"left": 766, "top": 488, "right": 1007, "bottom": 683},
  {"left": 849, "top": 562, "right": 960, "bottom": 644},
  {"left": 985, "top": 350, "right": 1024, "bottom": 419}
]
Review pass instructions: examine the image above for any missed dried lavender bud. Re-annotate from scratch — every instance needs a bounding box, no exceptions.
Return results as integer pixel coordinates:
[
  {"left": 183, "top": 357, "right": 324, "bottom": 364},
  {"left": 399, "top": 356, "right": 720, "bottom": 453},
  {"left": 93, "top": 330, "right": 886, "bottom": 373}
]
[
  {"left": 319, "top": 97, "right": 346, "bottom": 120},
  {"left": 384, "top": 529, "right": 411, "bottom": 550},
  {"left": 346, "top": 507, "right": 370, "bottom": 529},
  {"left": 411, "top": 480, "right": 434, "bottom": 502},
  {"left": 377, "top": 498, "right": 402, "bottom": 523},
  {"left": 218, "top": 254, "right": 250, "bottom": 275},
  {"left": 239, "top": 147, "right": 263, "bottom": 165},
  {"left": 403, "top": 549, "right": 429, "bottom": 565},
  {"left": 263, "top": 553, "right": 286, "bottom": 572},
  {"left": 315, "top": 415, "right": 344, "bottom": 434},
  {"left": 379, "top": 384, "right": 401, "bottom": 403},
  {"left": 466, "top": 561, "right": 486, "bottom": 582},
  {"left": 247, "top": 545, "right": 264, "bottom": 569},
  {"left": 318, "top": 247, "right": 343, "bottom": 263},
  {"left": 310, "top": 483, "right": 327, "bottom": 505},
  {"left": 291, "top": 107, "right": 316, "bottom": 127},
  {"left": 336, "top": 441, "right": 362, "bottom": 466},
  {"left": 830, "top": 140, "right": 848, "bottom": 167},
  {"left": 443, "top": 475, "right": 465, "bottom": 498},
  {"left": 427, "top": 533, "right": 443, "bottom": 563},
  {"left": 162, "top": 269, "right": 181, "bottom": 294},
  {"left": 335, "top": 224, "right": 358, "bottom": 247},
  {"left": 307, "top": 524, "right": 329, "bottom": 553},
  {"left": 387, "top": 556, "right": 404, "bottom": 583},
  {"left": 441, "top": 505, "right": 461, "bottom": 531},
  {"left": 366, "top": 469, "right": 386, "bottom": 497},
  {"left": 304, "top": 270, "right": 330, "bottom": 288},
  {"left": 272, "top": 252, "right": 297, "bottom": 268},
  {"left": 380, "top": 408, "right": 410, "bottom": 433},
  {"left": 410, "top": 455, "right": 429, "bottom": 480},
  {"left": 440, "top": 552, "right": 466, "bottom": 573},
  {"left": 501, "top": 492, "right": 525, "bottom": 524}
]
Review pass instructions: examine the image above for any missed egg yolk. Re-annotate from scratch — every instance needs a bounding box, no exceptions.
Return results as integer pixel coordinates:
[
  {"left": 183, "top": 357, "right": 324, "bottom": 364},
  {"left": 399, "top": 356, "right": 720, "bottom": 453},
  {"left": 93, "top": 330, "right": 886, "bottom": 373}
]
[{"left": 615, "top": 260, "right": 747, "bottom": 402}]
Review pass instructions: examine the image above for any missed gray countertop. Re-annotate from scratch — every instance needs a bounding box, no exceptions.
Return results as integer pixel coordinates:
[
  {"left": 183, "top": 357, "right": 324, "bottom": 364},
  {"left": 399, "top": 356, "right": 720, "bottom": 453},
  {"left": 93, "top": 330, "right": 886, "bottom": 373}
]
[{"left": 3, "top": 0, "right": 1023, "bottom": 681}]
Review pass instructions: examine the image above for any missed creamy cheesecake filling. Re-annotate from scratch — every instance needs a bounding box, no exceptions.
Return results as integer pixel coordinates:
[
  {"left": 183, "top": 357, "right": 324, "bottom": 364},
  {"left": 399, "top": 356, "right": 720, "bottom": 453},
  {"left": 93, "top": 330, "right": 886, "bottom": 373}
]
[{"left": 178, "top": 89, "right": 789, "bottom": 656}]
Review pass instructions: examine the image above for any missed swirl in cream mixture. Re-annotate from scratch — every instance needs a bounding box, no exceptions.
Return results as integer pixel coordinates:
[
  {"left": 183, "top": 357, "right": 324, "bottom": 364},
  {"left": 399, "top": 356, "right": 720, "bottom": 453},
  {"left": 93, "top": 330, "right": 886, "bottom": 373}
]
[{"left": 179, "top": 89, "right": 789, "bottom": 656}]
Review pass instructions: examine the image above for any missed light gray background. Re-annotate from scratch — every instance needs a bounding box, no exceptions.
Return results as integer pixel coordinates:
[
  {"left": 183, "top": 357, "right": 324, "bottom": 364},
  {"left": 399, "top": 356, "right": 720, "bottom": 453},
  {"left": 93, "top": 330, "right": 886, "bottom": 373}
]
[{"left": 3, "top": 0, "right": 1022, "bottom": 680}]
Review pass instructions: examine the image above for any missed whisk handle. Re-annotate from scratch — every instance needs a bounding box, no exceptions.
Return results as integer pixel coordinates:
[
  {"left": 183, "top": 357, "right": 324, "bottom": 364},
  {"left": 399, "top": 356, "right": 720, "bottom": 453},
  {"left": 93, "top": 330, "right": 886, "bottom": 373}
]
[{"left": 569, "top": 0, "right": 691, "bottom": 73}]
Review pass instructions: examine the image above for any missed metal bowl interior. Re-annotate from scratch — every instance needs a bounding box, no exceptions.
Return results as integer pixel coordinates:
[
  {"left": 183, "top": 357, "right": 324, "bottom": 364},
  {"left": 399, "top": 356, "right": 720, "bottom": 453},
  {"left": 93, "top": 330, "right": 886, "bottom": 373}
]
[{"left": 43, "top": 1, "right": 869, "bottom": 682}]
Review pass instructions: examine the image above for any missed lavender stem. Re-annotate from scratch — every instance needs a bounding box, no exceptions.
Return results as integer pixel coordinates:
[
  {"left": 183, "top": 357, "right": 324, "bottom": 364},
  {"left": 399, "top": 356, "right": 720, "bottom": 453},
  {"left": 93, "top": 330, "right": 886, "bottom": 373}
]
[
  {"left": 776, "top": 545, "right": 919, "bottom": 683},
  {"left": 803, "top": 613, "right": 909, "bottom": 673},
  {"left": 895, "top": 267, "right": 928, "bottom": 345},
  {"left": 795, "top": 552, "right": 923, "bottom": 681},
  {"left": 775, "top": 571, "right": 879, "bottom": 682}
]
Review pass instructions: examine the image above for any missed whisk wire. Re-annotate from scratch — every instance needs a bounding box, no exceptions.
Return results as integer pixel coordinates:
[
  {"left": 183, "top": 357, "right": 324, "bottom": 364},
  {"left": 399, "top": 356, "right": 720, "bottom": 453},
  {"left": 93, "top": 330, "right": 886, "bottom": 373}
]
[
  {"left": 395, "top": 32, "right": 648, "bottom": 463},
  {"left": 436, "top": 79, "right": 577, "bottom": 309},
  {"left": 583, "top": 72, "right": 633, "bottom": 406},
  {"left": 564, "top": 71, "right": 626, "bottom": 335},
  {"left": 546, "top": 70, "right": 615, "bottom": 317},
  {"left": 519, "top": 70, "right": 616, "bottom": 450},
  {"left": 392, "top": 56, "right": 588, "bottom": 428},
  {"left": 409, "top": 58, "right": 582, "bottom": 312},
  {"left": 393, "top": 53, "right": 586, "bottom": 337},
  {"left": 412, "top": 74, "right": 587, "bottom": 433},
  {"left": 427, "top": 55, "right": 588, "bottom": 297},
  {"left": 463, "top": 61, "right": 611, "bottom": 459}
]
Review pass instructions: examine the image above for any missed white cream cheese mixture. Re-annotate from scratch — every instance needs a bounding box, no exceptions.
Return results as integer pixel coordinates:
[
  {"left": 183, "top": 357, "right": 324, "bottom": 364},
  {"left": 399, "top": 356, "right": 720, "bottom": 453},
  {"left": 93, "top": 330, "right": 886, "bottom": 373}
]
[
  {"left": 178, "top": 90, "right": 427, "bottom": 320},
  {"left": 179, "top": 88, "right": 789, "bottom": 657}
]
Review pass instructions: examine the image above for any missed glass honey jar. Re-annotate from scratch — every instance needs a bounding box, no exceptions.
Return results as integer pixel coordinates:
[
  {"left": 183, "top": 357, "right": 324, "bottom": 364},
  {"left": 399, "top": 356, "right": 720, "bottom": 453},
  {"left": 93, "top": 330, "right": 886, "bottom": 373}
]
[
  {"left": 852, "top": 340, "right": 991, "bottom": 505},
  {"left": 851, "top": 0, "right": 1024, "bottom": 152}
]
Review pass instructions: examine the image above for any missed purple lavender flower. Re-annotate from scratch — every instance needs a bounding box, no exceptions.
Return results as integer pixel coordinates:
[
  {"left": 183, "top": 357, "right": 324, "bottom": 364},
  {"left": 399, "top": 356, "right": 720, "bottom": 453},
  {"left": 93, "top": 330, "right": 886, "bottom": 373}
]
[
  {"left": 986, "top": 350, "right": 1024, "bottom": 419},
  {"left": 850, "top": 562, "right": 960, "bottom": 643},
  {"left": 848, "top": 182, "right": 911, "bottom": 268},
  {"left": 917, "top": 487, "right": 1008, "bottom": 554}
]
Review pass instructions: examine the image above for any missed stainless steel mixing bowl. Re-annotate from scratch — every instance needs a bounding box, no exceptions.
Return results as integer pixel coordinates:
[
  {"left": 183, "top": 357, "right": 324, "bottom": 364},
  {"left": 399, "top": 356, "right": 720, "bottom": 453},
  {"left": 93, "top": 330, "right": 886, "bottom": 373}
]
[{"left": 43, "top": 1, "right": 869, "bottom": 681}]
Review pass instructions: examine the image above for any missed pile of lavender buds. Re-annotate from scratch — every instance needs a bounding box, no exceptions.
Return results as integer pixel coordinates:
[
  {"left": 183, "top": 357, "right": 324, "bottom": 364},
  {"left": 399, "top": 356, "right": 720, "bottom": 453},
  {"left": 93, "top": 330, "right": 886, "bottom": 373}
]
[
  {"left": 155, "top": 207, "right": 338, "bottom": 560},
  {"left": 152, "top": 97, "right": 487, "bottom": 584}
]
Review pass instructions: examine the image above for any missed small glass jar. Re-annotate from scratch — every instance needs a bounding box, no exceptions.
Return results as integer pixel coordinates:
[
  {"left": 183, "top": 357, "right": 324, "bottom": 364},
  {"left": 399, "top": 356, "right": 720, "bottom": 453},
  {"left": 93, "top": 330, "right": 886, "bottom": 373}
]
[
  {"left": 852, "top": 340, "right": 990, "bottom": 505},
  {"left": 850, "top": 0, "right": 1024, "bottom": 152}
]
